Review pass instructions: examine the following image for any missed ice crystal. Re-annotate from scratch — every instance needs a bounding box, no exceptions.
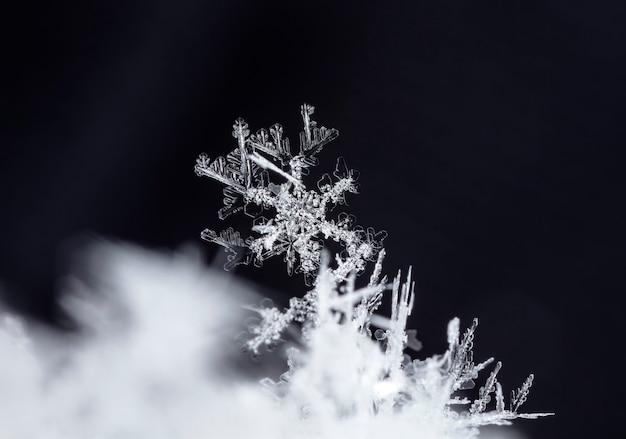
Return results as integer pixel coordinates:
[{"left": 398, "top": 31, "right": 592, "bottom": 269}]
[
  {"left": 195, "top": 104, "right": 385, "bottom": 285},
  {"left": 196, "top": 105, "right": 552, "bottom": 437}
]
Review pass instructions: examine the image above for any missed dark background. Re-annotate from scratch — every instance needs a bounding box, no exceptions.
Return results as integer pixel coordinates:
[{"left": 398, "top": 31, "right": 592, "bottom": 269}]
[{"left": 2, "top": 1, "right": 624, "bottom": 437}]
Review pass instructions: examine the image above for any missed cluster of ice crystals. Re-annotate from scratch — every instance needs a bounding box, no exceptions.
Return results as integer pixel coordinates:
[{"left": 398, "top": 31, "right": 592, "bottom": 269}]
[{"left": 196, "top": 105, "right": 552, "bottom": 437}]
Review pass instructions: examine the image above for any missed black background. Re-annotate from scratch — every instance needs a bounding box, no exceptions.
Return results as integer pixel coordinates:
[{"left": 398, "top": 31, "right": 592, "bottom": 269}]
[{"left": 2, "top": 1, "right": 624, "bottom": 437}]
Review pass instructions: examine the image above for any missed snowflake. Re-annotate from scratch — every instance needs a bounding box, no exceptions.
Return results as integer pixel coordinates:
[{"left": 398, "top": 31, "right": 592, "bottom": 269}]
[{"left": 195, "top": 104, "right": 385, "bottom": 284}]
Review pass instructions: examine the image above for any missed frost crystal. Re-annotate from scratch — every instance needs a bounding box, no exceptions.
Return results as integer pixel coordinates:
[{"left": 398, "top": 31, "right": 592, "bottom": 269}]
[{"left": 196, "top": 105, "right": 552, "bottom": 437}]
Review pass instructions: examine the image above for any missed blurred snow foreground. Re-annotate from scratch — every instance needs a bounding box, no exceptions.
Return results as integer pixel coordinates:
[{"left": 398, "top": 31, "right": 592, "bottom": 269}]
[{"left": 0, "top": 106, "right": 552, "bottom": 438}]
